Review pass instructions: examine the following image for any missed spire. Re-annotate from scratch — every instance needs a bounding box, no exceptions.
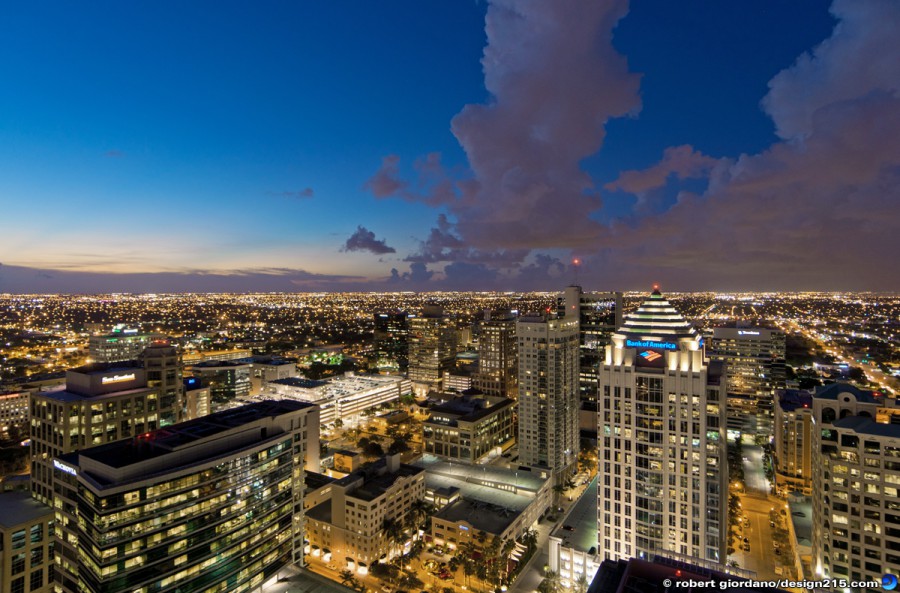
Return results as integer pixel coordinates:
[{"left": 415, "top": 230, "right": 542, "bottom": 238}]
[{"left": 616, "top": 289, "right": 700, "bottom": 343}]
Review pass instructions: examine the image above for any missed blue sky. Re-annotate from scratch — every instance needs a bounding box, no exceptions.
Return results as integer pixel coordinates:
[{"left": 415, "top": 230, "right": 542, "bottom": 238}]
[{"left": 2, "top": 0, "right": 897, "bottom": 292}]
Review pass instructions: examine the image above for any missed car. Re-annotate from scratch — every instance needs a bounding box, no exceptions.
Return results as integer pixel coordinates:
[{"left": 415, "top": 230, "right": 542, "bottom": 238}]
[
  {"left": 382, "top": 587, "right": 392, "bottom": 593},
  {"left": 743, "top": 537, "right": 749, "bottom": 544},
  {"left": 743, "top": 543, "right": 750, "bottom": 551},
  {"left": 563, "top": 525, "right": 575, "bottom": 532},
  {"left": 774, "top": 548, "right": 781, "bottom": 555},
  {"left": 439, "top": 574, "right": 453, "bottom": 581},
  {"left": 770, "top": 521, "right": 775, "bottom": 527}
]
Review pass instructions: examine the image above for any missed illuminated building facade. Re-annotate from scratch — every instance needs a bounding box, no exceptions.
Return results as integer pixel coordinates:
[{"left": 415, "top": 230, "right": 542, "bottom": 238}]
[
  {"left": 52, "top": 400, "right": 319, "bottom": 593},
  {"left": 0, "top": 391, "right": 29, "bottom": 437},
  {"left": 810, "top": 383, "right": 900, "bottom": 585},
  {"left": 88, "top": 328, "right": 164, "bottom": 364},
  {"left": 182, "top": 377, "right": 211, "bottom": 421},
  {"left": 29, "top": 363, "right": 160, "bottom": 505},
  {"left": 0, "top": 491, "right": 53, "bottom": 593},
  {"left": 140, "top": 342, "right": 183, "bottom": 427},
  {"left": 266, "top": 373, "right": 410, "bottom": 426},
  {"left": 372, "top": 311, "right": 409, "bottom": 372},
  {"left": 517, "top": 313, "right": 580, "bottom": 477},
  {"left": 474, "top": 310, "right": 518, "bottom": 399},
  {"left": 773, "top": 389, "right": 814, "bottom": 494},
  {"left": 407, "top": 305, "right": 457, "bottom": 395},
  {"left": 707, "top": 326, "right": 785, "bottom": 405},
  {"left": 598, "top": 290, "right": 727, "bottom": 565},
  {"left": 305, "top": 454, "right": 425, "bottom": 571},
  {"left": 189, "top": 360, "right": 251, "bottom": 406},
  {"left": 559, "top": 287, "right": 623, "bottom": 403},
  {"left": 423, "top": 394, "right": 515, "bottom": 463}
]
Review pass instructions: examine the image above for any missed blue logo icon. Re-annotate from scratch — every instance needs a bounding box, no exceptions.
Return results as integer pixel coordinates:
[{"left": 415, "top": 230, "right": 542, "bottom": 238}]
[{"left": 883, "top": 574, "right": 898, "bottom": 590}]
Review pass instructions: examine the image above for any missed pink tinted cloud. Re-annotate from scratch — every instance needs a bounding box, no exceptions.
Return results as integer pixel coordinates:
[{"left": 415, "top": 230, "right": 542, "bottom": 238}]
[{"left": 604, "top": 145, "right": 718, "bottom": 194}]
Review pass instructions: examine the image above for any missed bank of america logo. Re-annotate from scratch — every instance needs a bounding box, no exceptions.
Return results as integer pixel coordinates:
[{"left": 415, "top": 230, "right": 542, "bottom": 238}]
[{"left": 640, "top": 350, "right": 662, "bottom": 362}]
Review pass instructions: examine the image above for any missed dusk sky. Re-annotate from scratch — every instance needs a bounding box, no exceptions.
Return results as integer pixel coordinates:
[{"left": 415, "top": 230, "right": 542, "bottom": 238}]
[{"left": 1, "top": 0, "right": 898, "bottom": 293}]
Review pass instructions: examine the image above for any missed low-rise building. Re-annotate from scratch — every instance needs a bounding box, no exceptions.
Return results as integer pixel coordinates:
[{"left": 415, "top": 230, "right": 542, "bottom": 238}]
[
  {"left": 305, "top": 454, "right": 426, "bottom": 572},
  {"left": 182, "top": 376, "right": 211, "bottom": 420},
  {"left": 267, "top": 373, "right": 410, "bottom": 426},
  {"left": 416, "top": 456, "right": 551, "bottom": 551},
  {"left": 423, "top": 394, "right": 515, "bottom": 464},
  {"left": 549, "top": 476, "right": 600, "bottom": 589},
  {"left": 189, "top": 360, "right": 252, "bottom": 406}
]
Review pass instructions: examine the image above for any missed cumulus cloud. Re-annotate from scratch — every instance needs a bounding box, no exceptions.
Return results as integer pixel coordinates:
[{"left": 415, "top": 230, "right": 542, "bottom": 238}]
[
  {"left": 342, "top": 226, "right": 396, "bottom": 255},
  {"left": 596, "top": 0, "right": 900, "bottom": 290},
  {"left": 605, "top": 145, "right": 718, "bottom": 195},
  {"left": 367, "top": 0, "right": 641, "bottom": 253},
  {"left": 762, "top": 0, "right": 900, "bottom": 141}
]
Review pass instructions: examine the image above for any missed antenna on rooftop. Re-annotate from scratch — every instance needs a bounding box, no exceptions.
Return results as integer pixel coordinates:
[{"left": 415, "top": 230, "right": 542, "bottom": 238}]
[{"left": 572, "top": 258, "right": 581, "bottom": 286}]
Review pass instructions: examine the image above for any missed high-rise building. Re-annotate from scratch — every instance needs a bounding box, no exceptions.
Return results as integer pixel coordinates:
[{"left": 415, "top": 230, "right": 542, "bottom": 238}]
[
  {"left": 517, "top": 313, "right": 580, "bottom": 478},
  {"left": 475, "top": 310, "right": 518, "bottom": 399},
  {"left": 51, "top": 400, "right": 319, "bottom": 593},
  {"left": 597, "top": 290, "right": 727, "bottom": 564},
  {"left": 407, "top": 305, "right": 457, "bottom": 395},
  {"left": 182, "top": 377, "right": 211, "bottom": 420},
  {"left": 0, "top": 491, "right": 54, "bottom": 593},
  {"left": 88, "top": 327, "right": 164, "bottom": 363},
  {"left": 140, "top": 342, "right": 184, "bottom": 427},
  {"left": 0, "top": 391, "right": 29, "bottom": 439},
  {"left": 29, "top": 363, "right": 160, "bottom": 504},
  {"left": 559, "top": 287, "right": 623, "bottom": 403},
  {"left": 189, "top": 360, "right": 251, "bottom": 407},
  {"left": 707, "top": 326, "right": 786, "bottom": 406},
  {"left": 373, "top": 311, "right": 409, "bottom": 372},
  {"left": 810, "top": 383, "right": 900, "bottom": 585},
  {"left": 773, "top": 389, "right": 814, "bottom": 495}
]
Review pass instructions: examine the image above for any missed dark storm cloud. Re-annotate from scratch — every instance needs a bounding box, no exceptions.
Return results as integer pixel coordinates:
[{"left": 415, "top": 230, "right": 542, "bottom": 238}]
[{"left": 342, "top": 226, "right": 396, "bottom": 255}]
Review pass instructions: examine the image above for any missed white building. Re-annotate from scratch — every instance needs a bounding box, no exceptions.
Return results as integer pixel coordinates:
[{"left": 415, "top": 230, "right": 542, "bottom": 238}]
[
  {"left": 266, "top": 372, "right": 411, "bottom": 426},
  {"left": 810, "top": 383, "right": 900, "bottom": 585},
  {"left": 517, "top": 314, "right": 580, "bottom": 479},
  {"left": 597, "top": 290, "right": 727, "bottom": 565}
]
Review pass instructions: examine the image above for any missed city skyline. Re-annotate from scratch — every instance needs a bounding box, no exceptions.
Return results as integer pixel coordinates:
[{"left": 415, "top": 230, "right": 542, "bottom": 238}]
[{"left": 2, "top": 0, "right": 899, "bottom": 293}]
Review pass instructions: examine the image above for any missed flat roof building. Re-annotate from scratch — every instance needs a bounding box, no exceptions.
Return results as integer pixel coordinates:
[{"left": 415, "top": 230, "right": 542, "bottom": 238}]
[
  {"left": 29, "top": 362, "right": 160, "bottom": 504},
  {"left": 52, "top": 400, "right": 319, "bottom": 593},
  {"left": 0, "top": 491, "right": 54, "bottom": 593},
  {"left": 423, "top": 393, "right": 515, "bottom": 464}
]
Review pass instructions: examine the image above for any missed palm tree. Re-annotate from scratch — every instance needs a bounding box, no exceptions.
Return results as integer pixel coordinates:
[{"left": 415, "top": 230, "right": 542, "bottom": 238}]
[
  {"left": 339, "top": 569, "right": 358, "bottom": 588},
  {"left": 383, "top": 517, "right": 407, "bottom": 563},
  {"left": 573, "top": 573, "right": 589, "bottom": 593},
  {"left": 521, "top": 528, "right": 538, "bottom": 551}
]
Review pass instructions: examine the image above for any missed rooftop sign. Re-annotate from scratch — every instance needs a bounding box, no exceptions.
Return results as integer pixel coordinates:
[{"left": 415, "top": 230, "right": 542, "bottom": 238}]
[
  {"left": 625, "top": 339, "right": 677, "bottom": 350},
  {"left": 102, "top": 373, "right": 136, "bottom": 384},
  {"left": 53, "top": 459, "right": 78, "bottom": 477}
]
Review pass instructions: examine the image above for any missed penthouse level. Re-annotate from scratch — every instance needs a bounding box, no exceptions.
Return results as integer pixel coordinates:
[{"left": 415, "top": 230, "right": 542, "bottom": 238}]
[{"left": 52, "top": 400, "right": 320, "bottom": 593}]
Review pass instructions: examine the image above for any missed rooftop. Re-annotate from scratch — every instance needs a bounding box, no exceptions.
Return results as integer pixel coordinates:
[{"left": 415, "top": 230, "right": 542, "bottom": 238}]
[
  {"left": 832, "top": 415, "right": 900, "bottom": 438},
  {"left": 0, "top": 491, "right": 53, "bottom": 529},
  {"left": 813, "top": 382, "right": 881, "bottom": 403},
  {"left": 272, "top": 377, "right": 328, "bottom": 389},
  {"left": 36, "top": 384, "right": 154, "bottom": 403},
  {"left": 777, "top": 389, "right": 814, "bottom": 412},
  {"left": 72, "top": 399, "right": 316, "bottom": 470},
  {"left": 551, "top": 475, "right": 598, "bottom": 552},
  {"left": 426, "top": 395, "right": 515, "bottom": 425},
  {"left": 414, "top": 455, "right": 548, "bottom": 494},
  {"left": 616, "top": 290, "right": 700, "bottom": 343},
  {"left": 434, "top": 496, "right": 522, "bottom": 536}
]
